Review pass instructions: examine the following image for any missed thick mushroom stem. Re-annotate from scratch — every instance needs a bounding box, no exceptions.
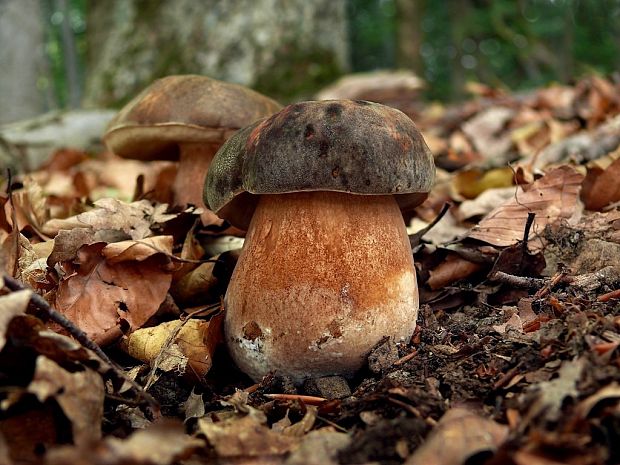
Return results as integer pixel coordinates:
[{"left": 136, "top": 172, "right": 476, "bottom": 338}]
[
  {"left": 225, "top": 191, "right": 419, "bottom": 383},
  {"left": 174, "top": 142, "right": 222, "bottom": 225}
]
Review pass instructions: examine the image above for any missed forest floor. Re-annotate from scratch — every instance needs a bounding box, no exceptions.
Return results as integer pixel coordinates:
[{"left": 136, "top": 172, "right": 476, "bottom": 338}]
[{"left": 1, "top": 75, "right": 620, "bottom": 465}]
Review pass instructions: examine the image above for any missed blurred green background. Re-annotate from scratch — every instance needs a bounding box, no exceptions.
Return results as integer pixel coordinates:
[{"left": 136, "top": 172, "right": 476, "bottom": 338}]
[{"left": 2, "top": 0, "right": 619, "bottom": 125}]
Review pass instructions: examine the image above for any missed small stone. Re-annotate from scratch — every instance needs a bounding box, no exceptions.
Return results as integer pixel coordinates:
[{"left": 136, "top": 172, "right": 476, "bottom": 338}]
[
  {"left": 367, "top": 337, "right": 399, "bottom": 374},
  {"left": 304, "top": 375, "right": 351, "bottom": 400}
]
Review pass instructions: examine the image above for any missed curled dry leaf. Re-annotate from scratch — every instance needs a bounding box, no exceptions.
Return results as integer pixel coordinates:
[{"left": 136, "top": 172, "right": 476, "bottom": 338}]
[
  {"left": 468, "top": 166, "right": 584, "bottom": 247},
  {"left": 122, "top": 314, "right": 223, "bottom": 382},
  {"left": 404, "top": 407, "right": 508, "bottom": 465},
  {"left": 42, "top": 198, "right": 175, "bottom": 239},
  {"left": 3, "top": 177, "right": 49, "bottom": 236},
  {"left": 102, "top": 236, "right": 174, "bottom": 264},
  {"left": 55, "top": 241, "right": 174, "bottom": 346},
  {"left": 581, "top": 151, "right": 620, "bottom": 211},
  {"left": 28, "top": 356, "right": 104, "bottom": 446}
]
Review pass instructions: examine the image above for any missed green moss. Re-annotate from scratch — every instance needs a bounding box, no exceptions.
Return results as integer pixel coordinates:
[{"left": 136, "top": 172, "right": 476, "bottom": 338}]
[{"left": 253, "top": 41, "right": 345, "bottom": 103}]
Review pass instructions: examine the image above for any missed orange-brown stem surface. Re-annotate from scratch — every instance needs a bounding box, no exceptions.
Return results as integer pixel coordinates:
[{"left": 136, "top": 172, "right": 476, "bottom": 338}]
[
  {"left": 174, "top": 142, "right": 221, "bottom": 226},
  {"left": 225, "top": 191, "right": 418, "bottom": 382}
]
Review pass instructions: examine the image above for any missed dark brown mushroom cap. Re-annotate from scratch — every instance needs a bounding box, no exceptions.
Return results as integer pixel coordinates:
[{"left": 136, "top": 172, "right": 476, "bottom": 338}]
[
  {"left": 104, "top": 75, "right": 282, "bottom": 161},
  {"left": 204, "top": 100, "right": 435, "bottom": 229}
]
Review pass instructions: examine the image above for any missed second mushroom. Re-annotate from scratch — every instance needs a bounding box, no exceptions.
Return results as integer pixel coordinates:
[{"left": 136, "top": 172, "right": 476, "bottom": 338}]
[{"left": 104, "top": 75, "right": 281, "bottom": 225}]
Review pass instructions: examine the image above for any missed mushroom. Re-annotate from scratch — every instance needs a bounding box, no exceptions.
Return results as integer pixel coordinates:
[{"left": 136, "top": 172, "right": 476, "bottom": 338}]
[
  {"left": 204, "top": 100, "right": 435, "bottom": 383},
  {"left": 104, "top": 75, "right": 281, "bottom": 224}
]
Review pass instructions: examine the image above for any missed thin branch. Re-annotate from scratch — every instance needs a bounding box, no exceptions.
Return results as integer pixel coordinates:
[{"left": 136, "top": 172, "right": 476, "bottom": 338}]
[{"left": 490, "top": 271, "right": 546, "bottom": 289}]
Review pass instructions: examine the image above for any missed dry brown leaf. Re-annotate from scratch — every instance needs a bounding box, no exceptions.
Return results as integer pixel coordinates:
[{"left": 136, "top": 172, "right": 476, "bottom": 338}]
[
  {"left": 576, "top": 382, "right": 620, "bottom": 419},
  {"left": 199, "top": 414, "right": 298, "bottom": 458},
  {"left": 427, "top": 253, "right": 484, "bottom": 290},
  {"left": 0, "top": 402, "right": 60, "bottom": 464},
  {"left": 468, "top": 166, "right": 584, "bottom": 247},
  {"left": 285, "top": 429, "right": 351, "bottom": 465},
  {"left": 0, "top": 290, "right": 31, "bottom": 350},
  {"left": 513, "top": 451, "right": 570, "bottom": 465},
  {"left": 102, "top": 236, "right": 173, "bottom": 264},
  {"left": 404, "top": 407, "right": 508, "bottom": 465},
  {"left": 3, "top": 177, "right": 49, "bottom": 236},
  {"left": 461, "top": 106, "right": 515, "bottom": 164},
  {"left": 28, "top": 356, "right": 104, "bottom": 446},
  {"left": 42, "top": 198, "right": 175, "bottom": 239},
  {"left": 521, "top": 358, "right": 585, "bottom": 427},
  {"left": 581, "top": 151, "right": 620, "bottom": 211},
  {"left": 55, "top": 242, "right": 174, "bottom": 345},
  {"left": 458, "top": 187, "right": 516, "bottom": 220},
  {"left": 45, "top": 421, "right": 201, "bottom": 465}
]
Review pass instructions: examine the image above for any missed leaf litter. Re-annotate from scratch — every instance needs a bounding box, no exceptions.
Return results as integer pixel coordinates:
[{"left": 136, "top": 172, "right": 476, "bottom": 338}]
[{"left": 0, "top": 74, "right": 619, "bottom": 464}]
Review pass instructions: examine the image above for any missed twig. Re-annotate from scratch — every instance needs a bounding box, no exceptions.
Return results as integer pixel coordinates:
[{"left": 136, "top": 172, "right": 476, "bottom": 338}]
[
  {"left": 534, "top": 271, "right": 567, "bottom": 299},
  {"left": 521, "top": 212, "right": 535, "bottom": 261},
  {"left": 490, "top": 271, "right": 546, "bottom": 289},
  {"left": 597, "top": 289, "right": 620, "bottom": 302},
  {"left": 393, "top": 349, "right": 418, "bottom": 366},
  {"left": 493, "top": 362, "right": 523, "bottom": 390},
  {"left": 2, "top": 276, "right": 159, "bottom": 412},
  {"left": 316, "top": 415, "right": 349, "bottom": 433},
  {"left": 263, "top": 393, "right": 327, "bottom": 405}
]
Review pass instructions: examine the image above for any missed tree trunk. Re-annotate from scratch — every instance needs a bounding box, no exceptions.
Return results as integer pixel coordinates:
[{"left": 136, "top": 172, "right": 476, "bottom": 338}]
[
  {"left": 55, "top": 0, "right": 82, "bottom": 108},
  {"left": 0, "top": 0, "right": 49, "bottom": 124},
  {"left": 395, "top": 0, "right": 424, "bottom": 75},
  {"left": 84, "top": 0, "right": 350, "bottom": 107}
]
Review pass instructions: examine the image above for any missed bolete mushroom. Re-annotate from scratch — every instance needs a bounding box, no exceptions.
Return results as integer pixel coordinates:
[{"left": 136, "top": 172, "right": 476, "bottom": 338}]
[
  {"left": 104, "top": 75, "right": 281, "bottom": 224},
  {"left": 204, "top": 100, "right": 435, "bottom": 383}
]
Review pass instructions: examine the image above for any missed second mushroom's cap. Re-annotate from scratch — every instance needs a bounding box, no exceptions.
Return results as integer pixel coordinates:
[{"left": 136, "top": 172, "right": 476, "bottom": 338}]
[
  {"left": 204, "top": 100, "right": 436, "bottom": 228},
  {"left": 104, "top": 75, "right": 282, "bottom": 161}
]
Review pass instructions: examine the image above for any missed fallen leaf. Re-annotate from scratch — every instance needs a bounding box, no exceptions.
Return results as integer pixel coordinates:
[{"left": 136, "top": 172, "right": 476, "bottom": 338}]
[
  {"left": 521, "top": 358, "right": 585, "bottom": 428},
  {"left": 451, "top": 167, "right": 515, "bottom": 200},
  {"left": 28, "top": 356, "right": 104, "bottom": 446},
  {"left": 55, "top": 242, "right": 174, "bottom": 345},
  {"left": 0, "top": 402, "right": 60, "bottom": 464},
  {"left": 427, "top": 253, "right": 484, "bottom": 290},
  {"left": 575, "top": 382, "right": 620, "bottom": 419},
  {"left": 468, "top": 166, "right": 584, "bottom": 247},
  {"left": 458, "top": 187, "right": 516, "bottom": 220},
  {"left": 45, "top": 421, "right": 201, "bottom": 465},
  {"left": 404, "top": 407, "right": 508, "bottom": 465},
  {"left": 461, "top": 106, "right": 515, "bottom": 164},
  {"left": 0, "top": 290, "right": 31, "bottom": 350},
  {"left": 42, "top": 198, "right": 175, "bottom": 239},
  {"left": 122, "top": 314, "right": 223, "bottom": 381},
  {"left": 285, "top": 429, "right": 351, "bottom": 465},
  {"left": 102, "top": 236, "right": 174, "bottom": 264},
  {"left": 199, "top": 414, "right": 298, "bottom": 458}
]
